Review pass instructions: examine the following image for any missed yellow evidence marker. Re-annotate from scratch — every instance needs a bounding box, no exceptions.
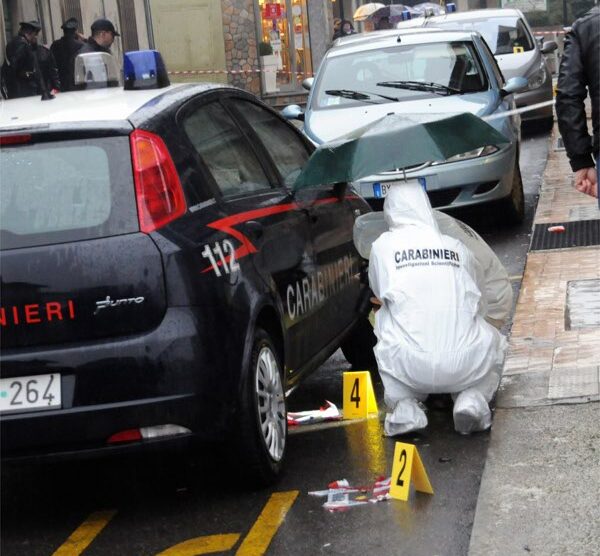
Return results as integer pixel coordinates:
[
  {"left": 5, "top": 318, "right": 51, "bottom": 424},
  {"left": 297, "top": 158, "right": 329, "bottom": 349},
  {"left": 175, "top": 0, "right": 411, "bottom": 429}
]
[
  {"left": 343, "top": 371, "right": 378, "bottom": 419},
  {"left": 389, "top": 442, "right": 434, "bottom": 502}
]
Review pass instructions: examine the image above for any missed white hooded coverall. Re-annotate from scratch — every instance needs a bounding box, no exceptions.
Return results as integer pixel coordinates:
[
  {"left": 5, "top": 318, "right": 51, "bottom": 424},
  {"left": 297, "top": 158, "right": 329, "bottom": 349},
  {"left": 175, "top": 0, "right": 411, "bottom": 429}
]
[{"left": 368, "top": 183, "right": 507, "bottom": 435}]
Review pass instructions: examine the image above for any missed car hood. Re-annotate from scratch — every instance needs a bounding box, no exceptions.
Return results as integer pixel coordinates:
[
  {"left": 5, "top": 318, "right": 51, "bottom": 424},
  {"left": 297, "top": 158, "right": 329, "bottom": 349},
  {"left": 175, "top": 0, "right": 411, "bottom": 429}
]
[
  {"left": 495, "top": 50, "right": 538, "bottom": 80},
  {"left": 305, "top": 92, "right": 494, "bottom": 144}
]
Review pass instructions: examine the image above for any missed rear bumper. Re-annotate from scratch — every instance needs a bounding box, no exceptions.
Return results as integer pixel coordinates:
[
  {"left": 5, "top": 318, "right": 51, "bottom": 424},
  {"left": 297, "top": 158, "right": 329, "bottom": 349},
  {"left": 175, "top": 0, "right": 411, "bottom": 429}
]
[
  {"left": 0, "top": 307, "right": 240, "bottom": 460},
  {"left": 1, "top": 394, "right": 197, "bottom": 462}
]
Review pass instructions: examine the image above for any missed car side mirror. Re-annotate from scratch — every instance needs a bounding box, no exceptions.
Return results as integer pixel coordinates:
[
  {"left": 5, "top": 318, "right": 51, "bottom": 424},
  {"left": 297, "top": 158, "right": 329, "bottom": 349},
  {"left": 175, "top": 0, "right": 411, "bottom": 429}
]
[
  {"left": 302, "top": 77, "right": 314, "bottom": 91},
  {"left": 541, "top": 40, "right": 558, "bottom": 54},
  {"left": 500, "top": 76, "right": 528, "bottom": 98},
  {"left": 281, "top": 104, "right": 305, "bottom": 121}
]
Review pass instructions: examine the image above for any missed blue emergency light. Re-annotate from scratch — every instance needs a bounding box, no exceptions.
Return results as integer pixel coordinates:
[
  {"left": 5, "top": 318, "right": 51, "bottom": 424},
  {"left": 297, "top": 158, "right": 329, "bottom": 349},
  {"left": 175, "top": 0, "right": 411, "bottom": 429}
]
[
  {"left": 123, "top": 50, "right": 170, "bottom": 90},
  {"left": 446, "top": 3, "right": 457, "bottom": 13},
  {"left": 401, "top": 9, "right": 412, "bottom": 21}
]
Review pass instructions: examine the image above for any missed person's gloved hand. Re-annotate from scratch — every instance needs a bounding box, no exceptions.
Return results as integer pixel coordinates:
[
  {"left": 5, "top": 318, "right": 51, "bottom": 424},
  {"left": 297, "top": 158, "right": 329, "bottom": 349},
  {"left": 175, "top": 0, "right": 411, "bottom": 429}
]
[{"left": 574, "top": 167, "right": 598, "bottom": 198}]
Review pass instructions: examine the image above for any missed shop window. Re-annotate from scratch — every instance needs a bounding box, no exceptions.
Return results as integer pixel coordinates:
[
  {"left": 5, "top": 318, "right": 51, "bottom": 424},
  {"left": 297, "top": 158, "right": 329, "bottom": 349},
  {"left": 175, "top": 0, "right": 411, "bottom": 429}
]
[{"left": 256, "top": 0, "right": 312, "bottom": 94}]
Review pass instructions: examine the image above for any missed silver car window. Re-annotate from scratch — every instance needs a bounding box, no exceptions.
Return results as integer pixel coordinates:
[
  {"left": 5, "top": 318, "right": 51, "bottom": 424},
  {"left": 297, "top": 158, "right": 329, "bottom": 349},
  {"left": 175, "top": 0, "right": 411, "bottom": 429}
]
[
  {"left": 314, "top": 41, "right": 487, "bottom": 109},
  {"left": 433, "top": 17, "right": 534, "bottom": 55}
]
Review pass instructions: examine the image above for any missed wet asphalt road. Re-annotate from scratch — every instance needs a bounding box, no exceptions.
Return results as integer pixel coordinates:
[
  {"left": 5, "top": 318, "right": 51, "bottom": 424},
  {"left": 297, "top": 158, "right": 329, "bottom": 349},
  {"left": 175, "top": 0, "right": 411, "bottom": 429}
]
[{"left": 1, "top": 128, "right": 551, "bottom": 556}]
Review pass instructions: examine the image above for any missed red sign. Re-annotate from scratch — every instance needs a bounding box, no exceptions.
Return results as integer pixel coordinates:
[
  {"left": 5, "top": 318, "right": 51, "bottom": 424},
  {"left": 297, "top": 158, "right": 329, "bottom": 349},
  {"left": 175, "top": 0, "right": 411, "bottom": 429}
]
[{"left": 263, "top": 3, "right": 283, "bottom": 19}]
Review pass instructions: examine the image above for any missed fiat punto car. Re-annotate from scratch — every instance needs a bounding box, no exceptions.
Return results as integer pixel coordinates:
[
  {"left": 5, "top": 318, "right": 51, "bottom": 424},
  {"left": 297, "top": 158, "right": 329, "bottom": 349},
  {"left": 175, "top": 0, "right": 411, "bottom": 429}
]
[{"left": 0, "top": 57, "right": 374, "bottom": 484}]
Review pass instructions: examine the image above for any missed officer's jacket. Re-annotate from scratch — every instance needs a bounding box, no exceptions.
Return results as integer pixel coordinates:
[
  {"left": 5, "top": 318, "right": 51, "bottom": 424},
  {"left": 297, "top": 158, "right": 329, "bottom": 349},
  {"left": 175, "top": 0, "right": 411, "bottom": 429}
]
[{"left": 556, "top": 7, "right": 600, "bottom": 171}]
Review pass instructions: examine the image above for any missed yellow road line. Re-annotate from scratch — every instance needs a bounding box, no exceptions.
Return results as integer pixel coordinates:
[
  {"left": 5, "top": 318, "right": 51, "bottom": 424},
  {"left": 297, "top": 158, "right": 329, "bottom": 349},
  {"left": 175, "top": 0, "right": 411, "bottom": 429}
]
[
  {"left": 52, "top": 510, "right": 117, "bottom": 556},
  {"left": 235, "top": 491, "right": 299, "bottom": 556},
  {"left": 157, "top": 533, "right": 241, "bottom": 556}
]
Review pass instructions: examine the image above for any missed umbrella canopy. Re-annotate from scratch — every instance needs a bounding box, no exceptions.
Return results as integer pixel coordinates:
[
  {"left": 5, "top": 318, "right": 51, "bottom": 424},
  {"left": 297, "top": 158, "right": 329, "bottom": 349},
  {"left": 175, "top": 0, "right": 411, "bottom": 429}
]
[
  {"left": 412, "top": 2, "right": 445, "bottom": 15},
  {"left": 368, "top": 4, "right": 418, "bottom": 24},
  {"left": 293, "top": 112, "right": 509, "bottom": 190},
  {"left": 353, "top": 3, "right": 385, "bottom": 21}
]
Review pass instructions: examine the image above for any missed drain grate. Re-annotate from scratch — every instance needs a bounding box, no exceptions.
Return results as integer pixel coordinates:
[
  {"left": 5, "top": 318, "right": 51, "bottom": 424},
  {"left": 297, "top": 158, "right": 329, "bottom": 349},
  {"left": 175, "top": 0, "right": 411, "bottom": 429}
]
[{"left": 530, "top": 219, "right": 600, "bottom": 251}]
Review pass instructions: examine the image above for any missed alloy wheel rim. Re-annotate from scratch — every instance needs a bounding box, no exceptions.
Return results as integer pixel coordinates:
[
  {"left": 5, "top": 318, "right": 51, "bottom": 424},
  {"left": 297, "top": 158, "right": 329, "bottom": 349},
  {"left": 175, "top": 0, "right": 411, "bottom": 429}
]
[{"left": 255, "top": 346, "right": 286, "bottom": 462}]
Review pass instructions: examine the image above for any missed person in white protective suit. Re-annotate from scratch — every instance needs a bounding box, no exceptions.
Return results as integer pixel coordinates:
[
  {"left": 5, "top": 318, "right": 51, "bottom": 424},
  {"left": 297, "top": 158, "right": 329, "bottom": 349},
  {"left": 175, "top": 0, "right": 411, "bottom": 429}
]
[{"left": 366, "top": 183, "right": 509, "bottom": 435}]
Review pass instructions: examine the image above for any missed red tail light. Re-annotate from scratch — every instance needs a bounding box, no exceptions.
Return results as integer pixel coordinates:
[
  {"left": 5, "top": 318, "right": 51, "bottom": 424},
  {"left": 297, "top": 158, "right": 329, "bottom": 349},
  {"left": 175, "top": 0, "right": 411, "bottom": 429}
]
[
  {"left": 107, "top": 429, "right": 142, "bottom": 444},
  {"left": 130, "top": 129, "right": 186, "bottom": 233},
  {"left": 0, "top": 134, "right": 31, "bottom": 145}
]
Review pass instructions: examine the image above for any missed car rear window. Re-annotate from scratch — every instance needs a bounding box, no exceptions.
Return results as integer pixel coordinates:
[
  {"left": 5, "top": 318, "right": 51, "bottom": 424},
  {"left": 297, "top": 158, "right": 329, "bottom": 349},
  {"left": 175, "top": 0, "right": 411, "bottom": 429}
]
[
  {"left": 0, "top": 136, "right": 138, "bottom": 250},
  {"left": 433, "top": 17, "right": 535, "bottom": 55}
]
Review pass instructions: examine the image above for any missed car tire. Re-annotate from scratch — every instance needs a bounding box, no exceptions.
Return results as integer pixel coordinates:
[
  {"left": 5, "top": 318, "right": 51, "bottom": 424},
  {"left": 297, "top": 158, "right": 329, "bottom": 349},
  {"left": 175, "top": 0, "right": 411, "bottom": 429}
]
[
  {"left": 340, "top": 316, "right": 378, "bottom": 370},
  {"left": 234, "top": 327, "right": 287, "bottom": 486},
  {"left": 500, "top": 161, "right": 525, "bottom": 225}
]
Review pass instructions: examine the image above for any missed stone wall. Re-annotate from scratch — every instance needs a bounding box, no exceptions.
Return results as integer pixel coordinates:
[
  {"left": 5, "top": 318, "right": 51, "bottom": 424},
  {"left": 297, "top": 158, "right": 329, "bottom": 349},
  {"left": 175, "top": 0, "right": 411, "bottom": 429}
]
[{"left": 221, "top": 0, "right": 261, "bottom": 95}]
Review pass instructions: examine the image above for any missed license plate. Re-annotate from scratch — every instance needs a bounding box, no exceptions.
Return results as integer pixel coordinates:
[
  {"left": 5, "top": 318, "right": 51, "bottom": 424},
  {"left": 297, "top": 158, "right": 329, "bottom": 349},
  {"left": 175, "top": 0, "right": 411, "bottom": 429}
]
[
  {"left": 0, "top": 373, "right": 61, "bottom": 413},
  {"left": 364, "top": 178, "right": 427, "bottom": 199}
]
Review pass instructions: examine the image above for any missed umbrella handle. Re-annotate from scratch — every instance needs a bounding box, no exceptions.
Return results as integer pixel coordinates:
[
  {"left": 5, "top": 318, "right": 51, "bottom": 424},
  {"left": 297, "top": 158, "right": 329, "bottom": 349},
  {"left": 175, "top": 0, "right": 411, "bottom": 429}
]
[{"left": 399, "top": 161, "right": 432, "bottom": 181}]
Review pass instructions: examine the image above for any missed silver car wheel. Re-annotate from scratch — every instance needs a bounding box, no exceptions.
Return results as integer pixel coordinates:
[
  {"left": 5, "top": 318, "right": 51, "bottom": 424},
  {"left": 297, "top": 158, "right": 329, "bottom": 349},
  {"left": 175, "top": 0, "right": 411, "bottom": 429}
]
[{"left": 255, "top": 346, "right": 286, "bottom": 462}]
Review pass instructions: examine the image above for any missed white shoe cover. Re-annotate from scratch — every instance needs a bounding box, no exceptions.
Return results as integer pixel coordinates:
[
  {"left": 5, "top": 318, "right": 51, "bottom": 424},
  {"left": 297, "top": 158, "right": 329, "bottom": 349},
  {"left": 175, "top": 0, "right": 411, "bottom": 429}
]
[
  {"left": 453, "top": 389, "right": 491, "bottom": 435},
  {"left": 384, "top": 398, "right": 428, "bottom": 436}
]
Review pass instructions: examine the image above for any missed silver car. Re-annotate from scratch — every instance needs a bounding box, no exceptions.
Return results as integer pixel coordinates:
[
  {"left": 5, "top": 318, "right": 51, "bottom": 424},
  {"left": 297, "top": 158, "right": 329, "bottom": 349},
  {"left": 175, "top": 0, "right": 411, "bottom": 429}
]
[
  {"left": 283, "top": 29, "right": 528, "bottom": 222},
  {"left": 397, "top": 8, "right": 557, "bottom": 129}
]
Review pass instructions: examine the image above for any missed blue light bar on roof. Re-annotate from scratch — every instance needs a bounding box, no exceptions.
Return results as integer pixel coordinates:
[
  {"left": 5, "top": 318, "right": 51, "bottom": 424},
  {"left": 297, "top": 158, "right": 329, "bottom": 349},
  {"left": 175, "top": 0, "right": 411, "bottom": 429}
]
[
  {"left": 401, "top": 9, "right": 412, "bottom": 21},
  {"left": 123, "top": 50, "right": 170, "bottom": 90},
  {"left": 446, "top": 3, "right": 457, "bottom": 13}
]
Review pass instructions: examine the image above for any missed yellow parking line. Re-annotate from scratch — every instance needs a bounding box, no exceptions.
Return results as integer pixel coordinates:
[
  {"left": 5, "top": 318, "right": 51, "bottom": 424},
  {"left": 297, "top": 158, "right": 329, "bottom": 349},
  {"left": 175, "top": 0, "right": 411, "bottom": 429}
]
[
  {"left": 157, "top": 533, "right": 241, "bottom": 556},
  {"left": 52, "top": 510, "right": 117, "bottom": 556},
  {"left": 235, "top": 491, "right": 299, "bottom": 556}
]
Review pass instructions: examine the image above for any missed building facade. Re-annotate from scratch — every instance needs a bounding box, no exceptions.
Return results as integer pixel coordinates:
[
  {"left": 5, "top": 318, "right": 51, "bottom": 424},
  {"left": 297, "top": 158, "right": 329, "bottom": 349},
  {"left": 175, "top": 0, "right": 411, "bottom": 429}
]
[{"left": 0, "top": 0, "right": 335, "bottom": 106}]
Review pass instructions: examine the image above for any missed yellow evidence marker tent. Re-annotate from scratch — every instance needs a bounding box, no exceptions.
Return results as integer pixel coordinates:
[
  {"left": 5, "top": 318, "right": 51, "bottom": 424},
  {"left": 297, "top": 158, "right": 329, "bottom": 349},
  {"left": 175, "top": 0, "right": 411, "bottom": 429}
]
[
  {"left": 389, "top": 442, "right": 434, "bottom": 502},
  {"left": 343, "top": 371, "right": 378, "bottom": 419}
]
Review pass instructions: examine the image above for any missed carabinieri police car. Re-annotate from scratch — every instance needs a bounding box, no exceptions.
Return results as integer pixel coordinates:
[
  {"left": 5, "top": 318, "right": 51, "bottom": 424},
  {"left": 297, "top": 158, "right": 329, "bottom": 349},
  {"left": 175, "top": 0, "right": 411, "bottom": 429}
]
[{"left": 0, "top": 51, "right": 374, "bottom": 484}]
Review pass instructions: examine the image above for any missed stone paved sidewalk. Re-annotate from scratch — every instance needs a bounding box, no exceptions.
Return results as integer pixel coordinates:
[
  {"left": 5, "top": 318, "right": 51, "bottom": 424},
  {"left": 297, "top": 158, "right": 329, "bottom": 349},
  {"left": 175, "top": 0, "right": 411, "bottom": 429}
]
[{"left": 469, "top": 126, "right": 600, "bottom": 556}]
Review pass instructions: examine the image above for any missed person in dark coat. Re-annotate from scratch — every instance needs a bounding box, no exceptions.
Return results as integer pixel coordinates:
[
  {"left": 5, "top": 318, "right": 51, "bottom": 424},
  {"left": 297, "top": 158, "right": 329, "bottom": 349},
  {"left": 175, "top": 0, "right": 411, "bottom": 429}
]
[
  {"left": 556, "top": 6, "right": 599, "bottom": 199},
  {"left": 333, "top": 20, "right": 356, "bottom": 40},
  {"left": 50, "top": 17, "right": 84, "bottom": 92},
  {"left": 1, "top": 20, "right": 60, "bottom": 99},
  {"left": 79, "top": 18, "right": 120, "bottom": 55}
]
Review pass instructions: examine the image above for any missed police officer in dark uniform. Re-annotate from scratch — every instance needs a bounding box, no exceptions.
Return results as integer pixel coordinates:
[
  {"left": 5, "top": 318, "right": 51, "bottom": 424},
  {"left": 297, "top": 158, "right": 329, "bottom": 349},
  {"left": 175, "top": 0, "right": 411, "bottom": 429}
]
[
  {"left": 79, "top": 18, "right": 120, "bottom": 54},
  {"left": 50, "top": 17, "right": 84, "bottom": 92},
  {"left": 1, "top": 20, "right": 60, "bottom": 99}
]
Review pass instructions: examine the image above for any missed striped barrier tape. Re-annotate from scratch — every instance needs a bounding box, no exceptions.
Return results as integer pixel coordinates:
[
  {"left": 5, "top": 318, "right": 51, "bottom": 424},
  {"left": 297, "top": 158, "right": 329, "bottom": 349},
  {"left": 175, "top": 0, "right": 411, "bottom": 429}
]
[
  {"left": 483, "top": 99, "right": 556, "bottom": 121},
  {"left": 168, "top": 68, "right": 313, "bottom": 77}
]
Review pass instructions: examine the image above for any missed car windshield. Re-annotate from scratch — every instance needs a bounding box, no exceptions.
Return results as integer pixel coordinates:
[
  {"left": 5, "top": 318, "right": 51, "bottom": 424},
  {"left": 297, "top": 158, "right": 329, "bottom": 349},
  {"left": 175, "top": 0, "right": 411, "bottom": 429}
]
[
  {"left": 432, "top": 17, "right": 534, "bottom": 55},
  {"left": 313, "top": 41, "right": 487, "bottom": 110}
]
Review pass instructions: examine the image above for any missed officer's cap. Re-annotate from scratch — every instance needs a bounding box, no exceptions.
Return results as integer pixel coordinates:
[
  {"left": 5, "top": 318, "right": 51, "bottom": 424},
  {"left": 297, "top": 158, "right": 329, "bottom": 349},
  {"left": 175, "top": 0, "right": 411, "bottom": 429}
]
[
  {"left": 61, "top": 17, "right": 79, "bottom": 31},
  {"left": 91, "top": 18, "right": 120, "bottom": 36},
  {"left": 19, "top": 20, "right": 42, "bottom": 32}
]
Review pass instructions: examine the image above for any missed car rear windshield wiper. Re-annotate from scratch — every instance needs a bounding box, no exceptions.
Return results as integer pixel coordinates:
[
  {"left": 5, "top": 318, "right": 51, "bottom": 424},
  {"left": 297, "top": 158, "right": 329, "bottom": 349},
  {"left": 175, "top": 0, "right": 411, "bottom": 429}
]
[
  {"left": 325, "top": 89, "right": 399, "bottom": 103},
  {"left": 376, "top": 80, "right": 461, "bottom": 95}
]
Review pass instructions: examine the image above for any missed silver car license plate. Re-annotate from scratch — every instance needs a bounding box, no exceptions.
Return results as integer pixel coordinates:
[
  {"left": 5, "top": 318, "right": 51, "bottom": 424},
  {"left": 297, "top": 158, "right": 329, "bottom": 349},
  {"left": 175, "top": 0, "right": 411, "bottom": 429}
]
[{"left": 363, "top": 178, "right": 426, "bottom": 198}]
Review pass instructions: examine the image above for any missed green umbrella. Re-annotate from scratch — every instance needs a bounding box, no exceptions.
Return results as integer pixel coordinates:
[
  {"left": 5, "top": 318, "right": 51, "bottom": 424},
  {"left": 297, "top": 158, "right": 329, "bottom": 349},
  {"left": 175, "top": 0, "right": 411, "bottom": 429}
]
[{"left": 294, "top": 112, "right": 509, "bottom": 190}]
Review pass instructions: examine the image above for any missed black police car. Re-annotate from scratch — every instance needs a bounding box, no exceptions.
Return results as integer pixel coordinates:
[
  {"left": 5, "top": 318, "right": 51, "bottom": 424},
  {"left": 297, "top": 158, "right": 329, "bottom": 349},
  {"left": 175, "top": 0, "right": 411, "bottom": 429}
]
[{"left": 0, "top": 51, "right": 374, "bottom": 483}]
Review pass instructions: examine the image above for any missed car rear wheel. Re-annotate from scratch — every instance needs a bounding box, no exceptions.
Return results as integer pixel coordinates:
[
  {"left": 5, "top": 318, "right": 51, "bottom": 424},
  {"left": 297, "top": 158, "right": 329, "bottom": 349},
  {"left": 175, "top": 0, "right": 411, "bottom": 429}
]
[
  {"left": 234, "top": 327, "right": 287, "bottom": 486},
  {"left": 500, "top": 161, "right": 525, "bottom": 225}
]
